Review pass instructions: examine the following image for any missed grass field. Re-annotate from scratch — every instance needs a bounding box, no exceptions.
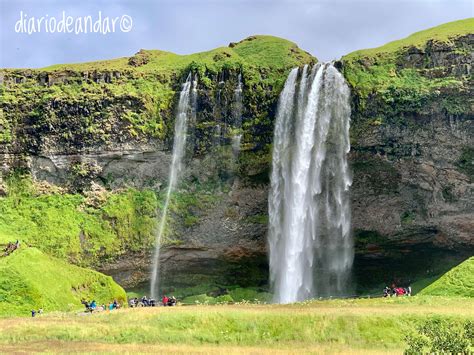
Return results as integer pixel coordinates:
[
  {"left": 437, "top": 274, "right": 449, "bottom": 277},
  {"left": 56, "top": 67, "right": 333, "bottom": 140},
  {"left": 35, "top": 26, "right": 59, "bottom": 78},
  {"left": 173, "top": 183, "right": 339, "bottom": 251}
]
[{"left": 0, "top": 296, "right": 472, "bottom": 354}]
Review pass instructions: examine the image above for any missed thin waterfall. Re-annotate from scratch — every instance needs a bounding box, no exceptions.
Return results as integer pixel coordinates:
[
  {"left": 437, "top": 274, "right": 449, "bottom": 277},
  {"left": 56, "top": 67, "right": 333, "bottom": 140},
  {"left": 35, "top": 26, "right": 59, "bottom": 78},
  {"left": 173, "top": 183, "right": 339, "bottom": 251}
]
[
  {"left": 268, "top": 63, "right": 353, "bottom": 304},
  {"left": 150, "top": 73, "right": 197, "bottom": 299},
  {"left": 232, "top": 73, "right": 243, "bottom": 158}
]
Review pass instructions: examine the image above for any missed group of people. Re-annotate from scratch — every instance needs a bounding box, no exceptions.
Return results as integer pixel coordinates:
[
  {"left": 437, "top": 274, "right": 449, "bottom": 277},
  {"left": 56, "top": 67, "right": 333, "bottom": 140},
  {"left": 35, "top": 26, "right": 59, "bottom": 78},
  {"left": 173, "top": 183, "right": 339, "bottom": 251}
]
[
  {"left": 128, "top": 295, "right": 177, "bottom": 307},
  {"left": 383, "top": 285, "right": 412, "bottom": 297},
  {"left": 129, "top": 296, "right": 157, "bottom": 307},
  {"left": 2, "top": 240, "right": 20, "bottom": 257},
  {"left": 162, "top": 295, "right": 177, "bottom": 306},
  {"left": 81, "top": 299, "right": 121, "bottom": 313}
]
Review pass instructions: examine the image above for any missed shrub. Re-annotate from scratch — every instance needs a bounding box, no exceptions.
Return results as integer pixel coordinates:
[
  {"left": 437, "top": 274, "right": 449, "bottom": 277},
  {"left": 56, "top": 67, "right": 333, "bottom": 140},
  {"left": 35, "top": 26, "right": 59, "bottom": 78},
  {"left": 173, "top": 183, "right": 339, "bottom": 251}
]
[{"left": 404, "top": 318, "right": 473, "bottom": 354}]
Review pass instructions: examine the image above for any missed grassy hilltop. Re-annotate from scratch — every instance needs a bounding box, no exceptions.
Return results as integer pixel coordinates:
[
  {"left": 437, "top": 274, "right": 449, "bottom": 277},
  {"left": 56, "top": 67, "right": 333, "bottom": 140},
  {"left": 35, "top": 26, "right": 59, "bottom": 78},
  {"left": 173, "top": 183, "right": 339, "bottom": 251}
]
[
  {"left": 1, "top": 35, "right": 315, "bottom": 144},
  {"left": 342, "top": 18, "right": 473, "bottom": 123}
]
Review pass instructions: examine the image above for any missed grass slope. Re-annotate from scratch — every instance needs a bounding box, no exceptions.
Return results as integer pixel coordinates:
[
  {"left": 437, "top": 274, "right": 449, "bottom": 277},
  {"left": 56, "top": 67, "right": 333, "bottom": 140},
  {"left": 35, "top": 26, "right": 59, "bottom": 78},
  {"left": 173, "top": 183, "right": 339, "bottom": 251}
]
[
  {"left": 419, "top": 257, "right": 474, "bottom": 297},
  {"left": 342, "top": 18, "right": 473, "bottom": 115},
  {"left": 345, "top": 18, "right": 473, "bottom": 58},
  {"left": 0, "top": 175, "right": 158, "bottom": 266},
  {"left": 0, "top": 297, "right": 472, "bottom": 353},
  {"left": 0, "top": 247, "right": 126, "bottom": 316}
]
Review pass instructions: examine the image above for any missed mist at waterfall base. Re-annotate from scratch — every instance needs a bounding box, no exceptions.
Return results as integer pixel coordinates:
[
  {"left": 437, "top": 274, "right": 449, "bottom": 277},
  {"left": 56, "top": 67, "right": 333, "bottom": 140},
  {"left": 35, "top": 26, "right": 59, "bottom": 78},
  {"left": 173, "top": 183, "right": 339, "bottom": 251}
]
[
  {"left": 150, "top": 73, "right": 197, "bottom": 299},
  {"left": 268, "top": 63, "right": 353, "bottom": 304}
]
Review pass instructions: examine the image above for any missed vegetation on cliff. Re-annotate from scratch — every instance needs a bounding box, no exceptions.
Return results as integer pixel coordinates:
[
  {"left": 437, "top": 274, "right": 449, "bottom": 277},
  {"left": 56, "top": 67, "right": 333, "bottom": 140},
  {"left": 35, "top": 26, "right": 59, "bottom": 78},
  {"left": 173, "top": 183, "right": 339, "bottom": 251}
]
[
  {"left": 0, "top": 36, "right": 314, "bottom": 149},
  {"left": 0, "top": 174, "right": 158, "bottom": 265},
  {"left": 1, "top": 22, "right": 472, "bottom": 297},
  {"left": 342, "top": 18, "right": 473, "bottom": 134},
  {"left": 0, "top": 247, "right": 126, "bottom": 316},
  {"left": 0, "top": 173, "right": 222, "bottom": 267}
]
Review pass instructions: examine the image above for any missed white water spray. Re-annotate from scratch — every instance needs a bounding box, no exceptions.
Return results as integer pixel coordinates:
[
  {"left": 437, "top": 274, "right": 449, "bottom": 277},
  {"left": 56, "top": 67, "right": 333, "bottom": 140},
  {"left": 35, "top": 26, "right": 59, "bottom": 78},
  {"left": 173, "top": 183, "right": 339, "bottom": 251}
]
[
  {"left": 150, "top": 73, "right": 197, "bottom": 299},
  {"left": 268, "top": 63, "right": 353, "bottom": 304}
]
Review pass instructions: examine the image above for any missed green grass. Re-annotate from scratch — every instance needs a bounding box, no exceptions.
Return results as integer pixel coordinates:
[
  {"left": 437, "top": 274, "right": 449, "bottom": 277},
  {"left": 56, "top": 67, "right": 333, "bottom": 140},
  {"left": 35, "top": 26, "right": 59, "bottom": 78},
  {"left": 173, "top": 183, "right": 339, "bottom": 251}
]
[
  {"left": 419, "top": 257, "right": 474, "bottom": 297},
  {"left": 1, "top": 35, "right": 315, "bottom": 149},
  {"left": 345, "top": 18, "right": 473, "bottom": 59},
  {"left": 342, "top": 18, "right": 473, "bottom": 124},
  {"left": 0, "top": 174, "right": 158, "bottom": 266},
  {"left": 0, "top": 247, "right": 126, "bottom": 316},
  {"left": 40, "top": 35, "right": 314, "bottom": 74},
  {"left": 0, "top": 175, "right": 227, "bottom": 269},
  {"left": 0, "top": 297, "right": 472, "bottom": 353}
]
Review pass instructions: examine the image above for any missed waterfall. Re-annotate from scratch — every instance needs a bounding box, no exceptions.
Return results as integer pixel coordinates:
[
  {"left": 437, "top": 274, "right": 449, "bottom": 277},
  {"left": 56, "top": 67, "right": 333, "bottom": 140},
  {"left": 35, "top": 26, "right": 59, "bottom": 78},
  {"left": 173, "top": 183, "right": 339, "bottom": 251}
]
[
  {"left": 150, "top": 73, "right": 197, "bottom": 299},
  {"left": 232, "top": 73, "right": 243, "bottom": 158},
  {"left": 268, "top": 63, "right": 353, "bottom": 304}
]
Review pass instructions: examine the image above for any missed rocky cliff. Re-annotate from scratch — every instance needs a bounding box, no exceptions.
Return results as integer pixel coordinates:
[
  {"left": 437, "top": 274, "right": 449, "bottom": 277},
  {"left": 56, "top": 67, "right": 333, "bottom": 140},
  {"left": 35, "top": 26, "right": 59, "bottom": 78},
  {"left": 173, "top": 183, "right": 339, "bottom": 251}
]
[
  {"left": 0, "top": 20, "right": 472, "bottom": 292},
  {"left": 342, "top": 19, "right": 473, "bottom": 253}
]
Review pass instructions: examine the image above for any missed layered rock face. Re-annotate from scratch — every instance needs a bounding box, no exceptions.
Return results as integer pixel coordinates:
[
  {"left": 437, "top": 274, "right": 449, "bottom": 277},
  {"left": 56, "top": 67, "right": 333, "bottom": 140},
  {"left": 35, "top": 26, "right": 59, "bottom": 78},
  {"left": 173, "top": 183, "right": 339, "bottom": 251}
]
[
  {"left": 0, "top": 22, "right": 472, "bottom": 291},
  {"left": 344, "top": 33, "right": 473, "bottom": 254}
]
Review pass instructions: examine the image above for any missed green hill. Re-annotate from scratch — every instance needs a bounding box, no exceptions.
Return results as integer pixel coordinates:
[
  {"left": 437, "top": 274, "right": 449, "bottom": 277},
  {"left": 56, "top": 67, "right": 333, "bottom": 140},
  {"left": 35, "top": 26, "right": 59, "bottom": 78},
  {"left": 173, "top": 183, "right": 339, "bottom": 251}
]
[
  {"left": 342, "top": 18, "right": 473, "bottom": 99},
  {"left": 344, "top": 18, "right": 473, "bottom": 59},
  {"left": 419, "top": 257, "right": 474, "bottom": 297},
  {"left": 42, "top": 35, "right": 314, "bottom": 74},
  {"left": 342, "top": 18, "right": 473, "bottom": 146},
  {"left": 0, "top": 247, "right": 126, "bottom": 316},
  {"left": 0, "top": 35, "right": 315, "bottom": 148}
]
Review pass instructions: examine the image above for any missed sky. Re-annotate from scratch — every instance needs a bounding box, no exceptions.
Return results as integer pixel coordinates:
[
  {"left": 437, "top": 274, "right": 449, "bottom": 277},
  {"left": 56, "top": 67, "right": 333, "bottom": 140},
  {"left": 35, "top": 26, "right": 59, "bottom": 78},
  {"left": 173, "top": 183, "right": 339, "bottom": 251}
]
[{"left": 0, "top": 0, "right": 472, "bottom": 68}]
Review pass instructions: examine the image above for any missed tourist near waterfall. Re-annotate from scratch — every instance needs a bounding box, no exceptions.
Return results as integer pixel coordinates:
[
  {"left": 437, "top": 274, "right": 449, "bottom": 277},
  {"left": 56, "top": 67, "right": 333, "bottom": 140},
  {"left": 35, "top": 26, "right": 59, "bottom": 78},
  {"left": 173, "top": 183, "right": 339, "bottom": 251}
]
[{"left": 268, "top": 63, "right": 353, "bottom": 303}]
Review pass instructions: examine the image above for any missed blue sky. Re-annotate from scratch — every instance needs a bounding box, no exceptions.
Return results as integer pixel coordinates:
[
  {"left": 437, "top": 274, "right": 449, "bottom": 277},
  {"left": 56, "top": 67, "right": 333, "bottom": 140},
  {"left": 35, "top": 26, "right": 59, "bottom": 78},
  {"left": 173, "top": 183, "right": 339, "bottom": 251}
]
[{"left": 0, "top": 0, "right": 472, "bottom": 68}]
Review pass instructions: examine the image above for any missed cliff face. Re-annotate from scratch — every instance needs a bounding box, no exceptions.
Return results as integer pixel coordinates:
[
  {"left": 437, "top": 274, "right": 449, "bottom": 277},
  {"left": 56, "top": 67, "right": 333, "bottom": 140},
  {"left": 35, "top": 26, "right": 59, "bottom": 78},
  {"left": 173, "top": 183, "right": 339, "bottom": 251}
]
[
  {"left": 0, "top": 21, "right": 472, "bottom": 291},
  {"left": 0, "top": 36, "right": 313, "bottom": 289},
  {"left": 342, "top": 21, "right": 473, "bottom": 255}
]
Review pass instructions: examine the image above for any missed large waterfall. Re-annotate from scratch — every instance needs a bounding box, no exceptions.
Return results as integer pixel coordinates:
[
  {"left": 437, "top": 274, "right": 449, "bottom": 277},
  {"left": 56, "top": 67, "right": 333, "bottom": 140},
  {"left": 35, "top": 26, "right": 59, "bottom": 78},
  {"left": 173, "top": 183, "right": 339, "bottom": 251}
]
[
  {"left": 150, "top": 73, "right": 197, "bottom": 299},
  {"left": 268, "top": 63, "right": 353, "bottom": 304}
]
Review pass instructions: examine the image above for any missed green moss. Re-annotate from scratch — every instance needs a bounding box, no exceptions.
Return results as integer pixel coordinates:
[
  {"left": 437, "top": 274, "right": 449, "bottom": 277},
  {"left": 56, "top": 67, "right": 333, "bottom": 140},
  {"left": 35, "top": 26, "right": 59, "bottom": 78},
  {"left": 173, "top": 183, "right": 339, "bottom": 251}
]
[
  {"left": 0, "top": 247, "right": 126, "bottom": 316},
  {"left": 245, "top": 214, "right": 268, "bottom": 225},
  {"left": 354, "top": 230, "right": 386, "bottom": 249},
  {"left": 342, "top": 19, "right": 472, "bottom": 132},
  {"left": 419, "top": 257, "right": 474, "bottom": 297},
  {"left": 400, "top": 211, "right": 416, "bottom": 225},
  {"left": 0, "top": 174, "right": 157, "bottom": 266},
  {"left": 1, "top": 35, "right": 314, "bottom": 145},
  {"left": 456, "top": 147, "right": 474, "bottom": 181}
]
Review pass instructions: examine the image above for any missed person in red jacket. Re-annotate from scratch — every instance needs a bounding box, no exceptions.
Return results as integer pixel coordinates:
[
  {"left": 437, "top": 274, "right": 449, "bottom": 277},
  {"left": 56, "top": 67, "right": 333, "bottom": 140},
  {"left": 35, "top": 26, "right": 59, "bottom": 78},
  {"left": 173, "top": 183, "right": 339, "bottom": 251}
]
[{"left": 162, "top": 295, "right": 169, "bottom": 306}]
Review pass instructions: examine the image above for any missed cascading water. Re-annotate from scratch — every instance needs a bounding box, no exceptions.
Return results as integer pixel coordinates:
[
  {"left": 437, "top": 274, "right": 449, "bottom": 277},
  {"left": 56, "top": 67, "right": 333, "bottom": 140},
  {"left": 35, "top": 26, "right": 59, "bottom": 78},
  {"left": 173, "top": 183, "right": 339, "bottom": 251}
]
[
  {"left": 150, "top": 73, "right": 197, "bottom": 299},
  {"left": 268, "top": 63, "right": 353, "bottom": 304},
  {"left": 232, "top": 73, "right": 243, "bottom": 158}
]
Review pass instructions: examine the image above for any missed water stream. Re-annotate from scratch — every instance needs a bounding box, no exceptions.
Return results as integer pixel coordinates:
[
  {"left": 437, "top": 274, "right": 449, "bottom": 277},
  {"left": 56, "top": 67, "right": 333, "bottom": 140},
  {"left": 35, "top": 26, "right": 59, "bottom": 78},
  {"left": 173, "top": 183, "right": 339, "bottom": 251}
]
[{"left": 150, "top": 73, "right": 197, "bottom": 299}]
